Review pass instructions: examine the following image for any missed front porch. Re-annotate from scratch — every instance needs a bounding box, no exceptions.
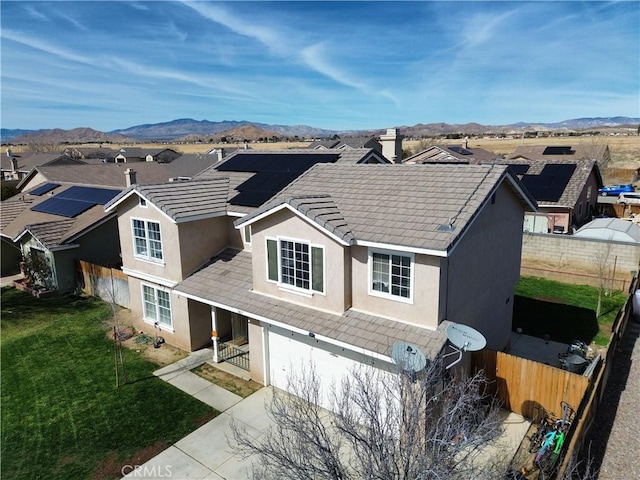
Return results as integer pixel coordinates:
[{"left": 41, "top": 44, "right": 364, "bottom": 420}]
[{"left": 211, "top": 310, "right": 252, "bottom": 373}]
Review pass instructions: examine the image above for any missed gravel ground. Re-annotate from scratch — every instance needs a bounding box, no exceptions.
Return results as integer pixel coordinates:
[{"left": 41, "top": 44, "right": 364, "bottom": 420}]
[{"left": 582, "top": 312, "right": 640, "bottom": 480}]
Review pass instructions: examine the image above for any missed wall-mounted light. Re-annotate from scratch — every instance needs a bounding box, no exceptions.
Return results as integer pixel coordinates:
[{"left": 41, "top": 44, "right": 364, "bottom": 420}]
[{"left": 308, "top": 332, "right": 315, "bottom": 338}]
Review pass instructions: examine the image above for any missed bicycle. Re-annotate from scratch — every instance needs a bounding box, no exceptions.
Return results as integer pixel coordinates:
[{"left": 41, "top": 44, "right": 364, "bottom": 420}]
[
  {"left": 528, "top": 406, "right": 554, "bottom": 453},
  {"left": 534, "top": 401, "right": 575, "bottom": 476}
]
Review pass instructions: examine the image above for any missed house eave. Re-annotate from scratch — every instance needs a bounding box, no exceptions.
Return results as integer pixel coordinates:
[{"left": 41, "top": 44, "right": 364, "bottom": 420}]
[{"left": 172, "top": 288, "right": 395, "bottom": 362}]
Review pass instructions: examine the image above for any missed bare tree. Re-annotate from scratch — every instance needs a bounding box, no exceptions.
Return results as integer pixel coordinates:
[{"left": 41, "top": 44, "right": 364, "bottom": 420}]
[
  {"left": 592, "top": 236, "right": 614, "bottom": 317},
  {"left": 231, "top": 355, "right": 513, "bottom": 480}
]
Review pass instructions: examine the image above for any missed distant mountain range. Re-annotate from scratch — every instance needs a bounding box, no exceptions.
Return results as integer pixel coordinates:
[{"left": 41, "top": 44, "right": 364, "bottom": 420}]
[{"left": 2, "top": 117, "right": 638, "bottom": 144}]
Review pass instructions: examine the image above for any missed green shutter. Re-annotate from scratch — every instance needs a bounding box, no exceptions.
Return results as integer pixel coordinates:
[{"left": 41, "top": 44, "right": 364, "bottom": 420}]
[
  {"left": 267, "top": 239, "right": 278, "bottom": 281},
  {"left": 311, "top": 246, "right": 324, "bottom": 292}
]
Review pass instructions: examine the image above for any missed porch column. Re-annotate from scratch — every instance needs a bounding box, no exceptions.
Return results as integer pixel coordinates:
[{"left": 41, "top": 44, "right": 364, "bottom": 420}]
[{"left": 211, "top": 306, "right": 219, "bottom": 363}]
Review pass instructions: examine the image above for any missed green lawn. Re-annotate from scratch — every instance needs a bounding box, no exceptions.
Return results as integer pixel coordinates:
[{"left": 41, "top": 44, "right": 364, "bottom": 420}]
[
  {"left": 513, "top": 276, "right": 627, "bottom": 346},
  {"left": 1, "top": 287, "right": 216, "bottom": 480}
]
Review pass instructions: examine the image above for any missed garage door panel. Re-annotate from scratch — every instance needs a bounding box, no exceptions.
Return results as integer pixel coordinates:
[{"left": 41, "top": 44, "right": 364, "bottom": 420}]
[{"left": 268, "top": 329, "right": 364, "bottom": 409}]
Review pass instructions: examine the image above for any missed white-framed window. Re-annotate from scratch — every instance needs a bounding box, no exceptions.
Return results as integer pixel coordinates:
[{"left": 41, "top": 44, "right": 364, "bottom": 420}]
[
  {"left": 266, "top": 237, "right": 324, "bottom": 293},
  {"left": 132, "top": 218, "right": 163, "bottom": 262},
  {"left": 244, "top": 225, "right": 252, "bottom": 245},
  {"left": 139, "top": 197, "right": 147, "bottom": 207},
  {"left": 369, "top": 249, "right": 413, "bottom": 301},
  {"left": 142, "top": 284, "right": 172, "bottom": 329}
]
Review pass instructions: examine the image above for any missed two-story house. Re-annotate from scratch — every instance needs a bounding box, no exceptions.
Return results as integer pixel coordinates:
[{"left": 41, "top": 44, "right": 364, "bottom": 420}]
[
  {"left": 104, "top": 149, "right": 391, "bottom": 351},
  {"left": 107, "top": 157, "right": 535, "bottom": 397}
]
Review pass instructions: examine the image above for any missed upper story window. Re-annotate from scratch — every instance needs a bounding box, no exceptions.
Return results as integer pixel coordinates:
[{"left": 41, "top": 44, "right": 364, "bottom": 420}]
[
  {"left": 369, "top": 249, "right": 413, "bottom": 301},
  {"left": 139, "top": 197, "right": 147, "bottom": 207},
  {"left": 266, "top": 237, "right": 324, "bottom": 294},
  {"left": 142, "top": 284, "right": 172, "bottom": 329},
  {"left": 132, "top": 219, "right": 163, "bottom": 262}
]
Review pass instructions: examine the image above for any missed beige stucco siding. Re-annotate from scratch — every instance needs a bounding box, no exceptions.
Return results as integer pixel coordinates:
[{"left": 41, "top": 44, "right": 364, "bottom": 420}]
[
  {"left": 128, "top": 277, "right": 194, "bottom": 351},
  {"left": 445, "top": 183, "right": 524, "bottom": 351},
  {"left": 248, "top": 320, "right": 265, "bottom": 384},
  {"left": 250, "top": 208, "right": 349, "bottom": 313},
  {"left": 350, "top": 247, "right": 442, "bottom": 329},
  {"left": 178, "top": 216, "right": 241, "bottom": 279},
  {"left": 19, "top": 172, "right": 48, "bottom": 192},
  {"left": 117, "top": 195, "right": 182, "bottom": 283}
]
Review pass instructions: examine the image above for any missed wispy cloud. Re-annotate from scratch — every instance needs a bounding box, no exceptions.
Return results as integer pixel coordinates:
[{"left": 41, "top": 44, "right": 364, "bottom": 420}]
[{"left": 1, "top": 29, "right": 97, "bottom": 66}]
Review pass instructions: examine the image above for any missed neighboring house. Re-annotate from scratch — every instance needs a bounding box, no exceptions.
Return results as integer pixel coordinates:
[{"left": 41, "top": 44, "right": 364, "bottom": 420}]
[
  {"left": 16, "top": 162, "right": 176, "bottom": 192},
  {"left": 1, "top": 162, "right": 176, "bottom": 285},
  {"left": 405, "top": 144, "right": 603, "bottom": 233},
  {"left": 107, "top": 147, "right": 180, "bottom": 164},
  {"left": 508, "top": 144, "right": 611, "bottom": 169},
  {"left": 404, "top": 144, "right": 502, "bottom": 164},
  {"left": 0, "top": 183, "right": 122, "bottom": 291},
  {"left": 1, "top": 151, "right": 85, "bottom": 180},
  {"left": 104, "top": 148, "right": 392, "bottom": 351},
  {"left": 106, "top": 156, "right": 535, "bottom": 396},
  {"left": 163, "top": 153, "right": 221, "bottom": 179},
  {"left": 308, "top": 129, "right": 404, "bottom": 163}
]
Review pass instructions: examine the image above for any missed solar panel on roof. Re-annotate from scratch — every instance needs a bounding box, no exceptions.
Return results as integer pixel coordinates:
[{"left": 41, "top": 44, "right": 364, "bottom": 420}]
[
  {"left": 29, "top": 183, "right": 60, "bottom": 196},
  {"left": 520, "top": 163, "right": 576, "bottom": 202},
  {"left": 448, "top": 146, "right": 473, "bottom": 155},
  {"left": 216, "top": 152, "right": 340, "bottom": 207},
  {"left": 507, "top": 164, "right": 530, "bottom": 175},
  {"left": 56, "top": 186, "right": 121, "bottom": 204},
  {"left": 543, "top": 146, "right": 574, "bottom": 155},
  {"left": 31, "top": 197, "right": 95, "bottom": 218}
]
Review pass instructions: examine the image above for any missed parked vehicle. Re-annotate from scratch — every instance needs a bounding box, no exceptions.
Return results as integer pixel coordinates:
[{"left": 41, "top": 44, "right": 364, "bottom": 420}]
[
  {"left": 598, "top": 184, "right": 635, "bottom": 196},
  {"left": 617, "top": 192, "right": 640, "bottom": 205}
]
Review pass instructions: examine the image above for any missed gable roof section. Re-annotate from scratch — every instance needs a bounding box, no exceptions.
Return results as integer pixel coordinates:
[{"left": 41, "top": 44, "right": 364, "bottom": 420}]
[
  {"left": 175, "top": 248, "right": 449, "bottom": 360},
  {"left": 333, "top": 148, "right": 390, "bottom": 164},
  {"left": 16, "top": 163, "right": 175, "bottom": 191},
  {"left": 1, "top": 153, "right": 82, "bottom": 173},
  {"left": 164, "top": 153, "right": 219, "bottom": 178},
  {"left": 404, "top": 145, "right": 501, "bottom": 164},
  {"left": 2, "top": 184, "right": 118, "bottom": 248},
  {"left": 16, "top": 219, "right": 77, "bottom": 250},
  {"left": 131, "top": 178, "right": 230, "bottom": 222},
  {"left": 504, "top": 158, "right": 601, "bottom": 207},
  {"left": 237, "top": 163, "right": 536, "bottom": 254},
  {"left": 507, "top": 144, "right": 610, "bottom": 162}
]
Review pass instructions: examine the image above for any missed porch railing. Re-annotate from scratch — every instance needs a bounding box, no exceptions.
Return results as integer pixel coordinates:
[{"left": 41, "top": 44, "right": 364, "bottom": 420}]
[{"left": 218, "top": 342, "right": 250, "bottom": 371}]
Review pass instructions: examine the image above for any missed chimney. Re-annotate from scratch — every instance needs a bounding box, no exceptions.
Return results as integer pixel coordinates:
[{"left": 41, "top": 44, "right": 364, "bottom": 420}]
[
  {"left": 379, "top": 128, "right": 405, "bottom": 163},
  {"left": 124, "top": 168, "right": 137, "bottom": 187},
  {"left": 464, "top": 137, "right": 469, "bottom": 149},
  {"left": 10, "top": 157, "right": 18, "bottom": 172}
]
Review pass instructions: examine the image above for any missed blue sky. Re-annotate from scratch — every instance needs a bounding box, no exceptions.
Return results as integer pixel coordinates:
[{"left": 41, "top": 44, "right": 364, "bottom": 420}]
[{"left": 1, "top": 1, "right": 639, "bottom": 132}]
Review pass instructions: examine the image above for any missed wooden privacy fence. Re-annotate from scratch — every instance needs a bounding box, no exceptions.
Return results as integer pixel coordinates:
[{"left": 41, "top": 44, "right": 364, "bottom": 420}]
[
  {"left": 76, "top": 260, "right": 129, "bottom": 308},
  {"left": 555, "top": 274, "right": 638, "bottom": 478},
  {"left": 472, "top": 350, "right": 590, "bottom": 420}
]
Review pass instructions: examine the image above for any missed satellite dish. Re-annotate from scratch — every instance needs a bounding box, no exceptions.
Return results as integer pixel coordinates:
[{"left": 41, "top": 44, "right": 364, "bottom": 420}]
[
  {"left": 391, "top": 341, "right": 428, "bottom": 374},
  {"left": 444, "top": 323, "right": 487, "bottom": 369},
  {"left": 446, "top": 323, "right": 486, "bottom": 352}
]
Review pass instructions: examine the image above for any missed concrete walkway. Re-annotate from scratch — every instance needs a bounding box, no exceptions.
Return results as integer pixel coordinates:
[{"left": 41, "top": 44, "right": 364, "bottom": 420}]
[{"left": 124, "top": 350, "right": 272, "bottom": 480}]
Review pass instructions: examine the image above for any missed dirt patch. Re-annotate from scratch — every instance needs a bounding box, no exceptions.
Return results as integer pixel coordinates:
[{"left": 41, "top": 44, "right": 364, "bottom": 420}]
[
  {"left": 91, "top": 441, "right": 167, "bottom": 480},
  {"left": 105, "top": 307, "right": 188, "bottom": 368},
  {"left": 193, "top": 363, "right": 262, "bottom": 398}
]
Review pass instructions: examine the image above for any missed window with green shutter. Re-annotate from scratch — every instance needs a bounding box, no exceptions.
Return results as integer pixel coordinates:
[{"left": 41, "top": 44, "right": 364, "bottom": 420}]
[{"left": 267, "top": 239, "right": 278, "bottom": 281}]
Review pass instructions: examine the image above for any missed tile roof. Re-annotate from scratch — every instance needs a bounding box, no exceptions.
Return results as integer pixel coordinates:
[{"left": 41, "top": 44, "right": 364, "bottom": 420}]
[
  {"left": 503, "top": 158, "right": 599, "bottom": 207},
  {"left": 175, "top": 248, "right": 449, "bottom": 360},
  {"left": 508, "top": 144, "right": 610, "bottom": 163},
  {"left": 164, "top": 153, "right": 219, "bottom": 178},
  {"left": 20, "top": 163, "right": 175, "bottom": 189},
  {"left": 403, "top": 145, "right": 501, "bottom": 164},
  {"left": 239, "top": 163, "right": 523, "bottom": 252},
  {"left": 1, "top": 153, "right": 82, "bottom": 172},
  {"left": 135, "top": 178, "right": 230, "bottom": 222},
  {"left": 19, "top": 219, "right": 76, "bottom": 249},
  {"left": 2, "top": 184, "right": 118, "bottom": 247}
]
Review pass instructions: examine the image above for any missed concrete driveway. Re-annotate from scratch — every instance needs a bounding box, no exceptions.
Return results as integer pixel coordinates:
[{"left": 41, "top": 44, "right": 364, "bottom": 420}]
[{"left": 123, "top": 386, "right": 274, "bottom": 479}]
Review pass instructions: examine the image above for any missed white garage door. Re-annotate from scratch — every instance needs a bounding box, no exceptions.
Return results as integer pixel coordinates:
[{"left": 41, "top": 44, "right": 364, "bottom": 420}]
[{"left": 268, "top": 326, "right": 375, "bottom": 409}]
